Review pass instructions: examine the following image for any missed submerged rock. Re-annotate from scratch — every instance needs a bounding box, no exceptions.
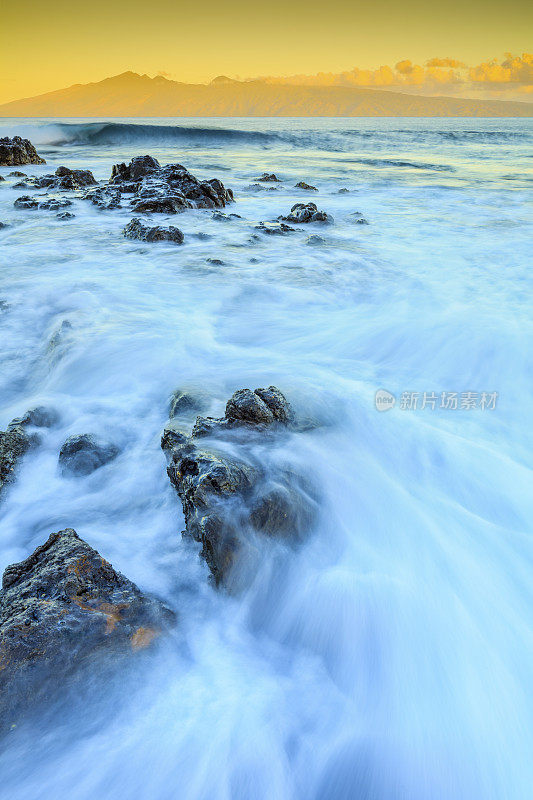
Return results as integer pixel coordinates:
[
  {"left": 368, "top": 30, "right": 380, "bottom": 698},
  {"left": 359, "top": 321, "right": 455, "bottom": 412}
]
[
  {"left": 59, "top": 434, "right": 119, "bottom": 476},
  {"left": 57, "top": 211, "right": 75, "bottom": 220},
  {"left": 123, "top": 218, "right": 184, "bottom": 244},
  {"left": 255, "top": 221, "right": 298, "bottom": 236},
  {"left": 306, "top": 234, "right": 326, "bottom": 246},
  {"left": 295, "top": 181, "right": 318, "bottom": 191},
  {"left": 0, "top": 528, "right": 173, "bottom": 729},
  {"left": 169, "top": 389, "right": 209, "bottom": 418},
  {"left": 38, "top": 197, "right": 73, "bottom": 211},
  {"left": 280, "top": 202, "right": 332, "bottom": 224},
  {"left": 0, "top": 137, "right": 46, "bottom": 167},
  {"left": 162, "top": 386, "right": 315, "bottom": 586},
  {"left": 350, "top": 211, "right": 369, "bottom": 224}
]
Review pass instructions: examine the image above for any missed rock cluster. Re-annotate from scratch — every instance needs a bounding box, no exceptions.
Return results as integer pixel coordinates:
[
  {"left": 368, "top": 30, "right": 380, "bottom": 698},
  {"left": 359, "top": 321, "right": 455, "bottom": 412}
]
[
  {"left": 123, "top": 218, "right": 184, "bottom": 244},
  {"left": 20, "top": 166, "right": 97, "bottom": 191},
  {"left": 280, "top": 202, "right": 332, "bottom": 224},
  {"left": 0, "top": 136, "right": 46, "bottom": 166},
  {"left": 110, "top": 156, "right": 234, "bottom": 212},
  {"left": 162, "top": 386, "right": 315, "bottom": 586},
  {"left": 0, "top": 528, "right": 173, "bottom": 728}
]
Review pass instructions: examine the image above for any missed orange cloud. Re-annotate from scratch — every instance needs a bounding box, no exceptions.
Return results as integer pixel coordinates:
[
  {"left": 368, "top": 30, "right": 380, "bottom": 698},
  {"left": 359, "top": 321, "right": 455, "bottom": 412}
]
[
  {"left": 426, "top": 57, "right": 467, "bottom": 68},
  {"left": 469, "top": 52, "right": 533, "bottom": 84}
]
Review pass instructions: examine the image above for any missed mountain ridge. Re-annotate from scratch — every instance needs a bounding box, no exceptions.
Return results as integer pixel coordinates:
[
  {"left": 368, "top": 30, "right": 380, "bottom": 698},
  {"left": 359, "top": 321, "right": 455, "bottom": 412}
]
[{"left": 1, "top": 71, "right": 532, "bottom": 117}]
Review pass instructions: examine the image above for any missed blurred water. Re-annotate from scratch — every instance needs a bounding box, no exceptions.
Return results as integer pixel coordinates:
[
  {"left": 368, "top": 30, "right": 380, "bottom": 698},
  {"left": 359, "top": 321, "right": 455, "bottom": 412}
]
[{"left": 0, "top": 117, "right": 532, "bottom": 799}]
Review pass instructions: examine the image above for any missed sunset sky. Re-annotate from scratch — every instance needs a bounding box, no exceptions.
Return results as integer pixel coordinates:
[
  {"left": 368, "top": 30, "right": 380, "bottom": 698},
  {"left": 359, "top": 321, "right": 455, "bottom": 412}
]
[{"left": 1, "top": 0, "right": 531, "bottom": 103}]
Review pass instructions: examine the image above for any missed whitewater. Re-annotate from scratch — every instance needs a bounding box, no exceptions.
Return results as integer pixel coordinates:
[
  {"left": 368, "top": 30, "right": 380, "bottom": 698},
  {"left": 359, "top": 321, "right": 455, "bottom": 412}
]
[{"left": 0, "top": 117, "right": 532, "bottom": 800}]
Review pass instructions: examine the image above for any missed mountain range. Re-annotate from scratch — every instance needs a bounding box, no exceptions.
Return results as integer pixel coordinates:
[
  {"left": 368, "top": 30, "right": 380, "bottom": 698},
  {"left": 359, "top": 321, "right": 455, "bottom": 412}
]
[{"left": 1, "top": 71, "right": 532, "bottom": 117}]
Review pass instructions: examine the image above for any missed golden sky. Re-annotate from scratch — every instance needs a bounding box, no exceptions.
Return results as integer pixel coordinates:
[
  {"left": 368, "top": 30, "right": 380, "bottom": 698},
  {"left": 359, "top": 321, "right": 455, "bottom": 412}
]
[{"left": 1, "top": 0, "right": 531, "bottom": 103}]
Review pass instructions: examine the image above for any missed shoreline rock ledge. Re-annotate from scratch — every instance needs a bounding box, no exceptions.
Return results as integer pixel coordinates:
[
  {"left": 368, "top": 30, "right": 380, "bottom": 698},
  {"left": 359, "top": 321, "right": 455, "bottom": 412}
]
[
  {"left": 0, "top": 528, "right": 174, "bottom": 731},
  {"left": 162, "top": 386, "right": 317, "bottom": 588},
  {"left": 0, "top": 136, "right": 46, "bottom": 166}
]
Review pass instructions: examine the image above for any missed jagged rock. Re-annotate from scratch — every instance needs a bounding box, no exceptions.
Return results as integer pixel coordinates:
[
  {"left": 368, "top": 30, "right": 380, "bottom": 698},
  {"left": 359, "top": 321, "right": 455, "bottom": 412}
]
[
  {"left": 0, "top": 528, "right": 173, "bottom": 729},
  {"left": 0, "top": 421, "right": 35, "bottom": 498},
  {"left": 0, "top": 137, "right": 46, "bottom": 167},
  {"left": 255, "top": 221, "right": 297, "bottom": 236},
  {"left": 280, "top": 202, "right": 332, "bottom": 224},
  {"left": 59, "top": 434, "right": 119, "bottom": 476},
  {"left": 85, "top": 186, "right": 121, "bottom": 209},
  {"left": 110, "top": 158, "right": 233, "bottom": 211},
  {"left": 162, "top": 386, "right": 315, "bottom": 586},
  {"left": 53, "top": 166, "right": 97, "bottom": 189},
  {"left": 57, "top": 211, "right": 75, "bottom": 220},
  {"left": 123, "top": 218, "right": 184, "bottom": 244},
  {"left": 295, "top": 181, "right": 317, "bottom": 191},
  {"left": 257, "top": 173, "right": 281, "bottom": 182},
  {"left": 13, "top": 195, "right": 38, "bottom": 209},
  {"left": 169, "top": 389, "right": 209, "bottom": 418}
]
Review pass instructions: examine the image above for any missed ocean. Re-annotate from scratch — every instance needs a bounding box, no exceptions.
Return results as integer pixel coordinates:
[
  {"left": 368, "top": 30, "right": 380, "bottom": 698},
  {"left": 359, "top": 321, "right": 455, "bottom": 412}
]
[{"left": 0, "top": 117, "right": 532, "bottom": 799}]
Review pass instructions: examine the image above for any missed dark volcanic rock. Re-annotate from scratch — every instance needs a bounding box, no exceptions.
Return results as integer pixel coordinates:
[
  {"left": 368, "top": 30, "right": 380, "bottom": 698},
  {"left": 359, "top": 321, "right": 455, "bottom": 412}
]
[
  {"left": 53, "top": 166, "right": 97, "bottom": 189},
  {"left": 57, "top": 211, "right": 75, "bottom": 220},
  {"left": 280, "top": 202, "right": 332, "bottom": 224},
  {"left": 295, "top": 181, "right": 318, "bottom": 191},
  {"left": 123, "top": 218, "right": 184, "bottom": 244},
  {"left": 110, "top": 155, "right": 161, "bottom": 183},
  {"left": 257, "top": 173, "right": 281, "bottom": 182},
  {"left": 110, "top": 157, "right": 233, "bottom": 212},
  {"left": 162, "top": 386, "right": 315, "bottom": 586},
  {"left": 0, "top": 528, "right": 173, "bottom": 728},
  {"left": 0, "top": 421, "right": 35, "bottom": 498},
  {"left": 13, "top": 195, "right": 38, "bottom": 209},
  {"left": 255, "top": 221, "right": 298, "bottom": 236},
  {"left": 38, "top": 197, "right": 73, "bottom": 211},
  {"left": 85, "top": 186, "right": 122, "bottom": 209},
  {"left": 59, "top": 434, "right": 119, "bottom": 476},
  {"left": 0, "top": 137, "right": 46, "bottom": 167}
]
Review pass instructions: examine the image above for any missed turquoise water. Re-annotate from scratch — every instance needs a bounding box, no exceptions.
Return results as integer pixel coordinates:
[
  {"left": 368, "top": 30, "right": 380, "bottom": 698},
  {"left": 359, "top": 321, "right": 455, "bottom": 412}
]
[{"left": 0, "top": 118, "right": 532, "bottom": 799}]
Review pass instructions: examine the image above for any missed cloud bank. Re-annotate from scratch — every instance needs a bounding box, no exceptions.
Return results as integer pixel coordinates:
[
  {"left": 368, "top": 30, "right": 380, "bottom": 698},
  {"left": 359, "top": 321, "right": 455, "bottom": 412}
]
[{"left": 256, "top": 53, "right": 533, "bottom": 99}]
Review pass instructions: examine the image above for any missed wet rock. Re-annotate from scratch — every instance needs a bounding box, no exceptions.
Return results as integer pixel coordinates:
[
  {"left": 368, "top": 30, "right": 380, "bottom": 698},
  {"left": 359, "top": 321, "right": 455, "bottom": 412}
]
[
  {"left": 10, "top": 406, "right": 59, "bottom": 429},
  {"left": 0, "top": 175, "right": 4, "bottom": 181},
  {"left": 110, "top": 155, "right": 161, "bottom": 183},
  {"left": 255, "top": 221, "right": 298, "bottom": 236},
  {"left": 38, "top": 197, "right": 73, "bottom": 211},
  {"left": 9, "top": 171, "right": 27, "bottom": 178},
  {"left": 13, "top": 195, "right": 38, "bottom": 209},
  {"left": 0, "top": 137, "right": 46, "bottom": 167},
  {"left": 338, "top": 187, "right": 349, "bottom": 194},
  {"left": 169, "top": 389, "right": 209, "bottom": 418},
  {"left": 350, "top": 212, "right": 369, "bottom": 224},
  {"left": 59, "top": 434, "right": 119, "bottom": 477},
  {"left": 295, "top": 181, "right": 317, "bottom": 191},
  {"left": 306, "top": 234, "right": 326, "bottom": 246},
  {"left": 53, "top": 166, "right": 97, "bottom": 189},
  {"left": 123, "top": 218, "right": 184, "bottom": 244},
  {"left": 257, "top": 173, "right": 281, "bottom": 182},
  {"left": 0, "top": 528, "right": 173, "bottom": 729},
  {"left": 211, "top": 211, "right": 242, "bottom": 221},
  {"left": 132, "top": 196, "right": 191, "bottom": 214},
  {"left": 206, "top": 257, "right": 225, "bottom": 266},
  {"left": 0, "top": 222, "right": 10, "bottom": 229},
  {"left": 162, "top": 386, "right": 316, "bottom": 586},
  {"left": 110, "top": 158, "right": 233, "bottom": 211},
  {"left": 280, "top": 202, "right": 333, "bottom": 224},
  {"left": 57, "top": 211, "right": 75, "bottom": 220},
  {"left": 0, "top": 421, "right": 35, "bottom": 498},
  {"left": 85, "top": 186, "right": 121, "bottom": 209}
]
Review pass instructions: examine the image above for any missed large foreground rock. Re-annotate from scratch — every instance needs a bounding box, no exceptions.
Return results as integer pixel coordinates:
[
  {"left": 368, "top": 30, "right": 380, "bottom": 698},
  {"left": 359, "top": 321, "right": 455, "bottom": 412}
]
[
  {"left": 110, "top": 156, "right": 234, "bottom": 211},
  {"left": 0, "top": 136, "right": 46, "bottom": 166},
  {"left": 0, "top": 528, "right": 173, "bottom": 730},
  {"left": 162, "top": 386, "right": 316, "bottom": 586}
]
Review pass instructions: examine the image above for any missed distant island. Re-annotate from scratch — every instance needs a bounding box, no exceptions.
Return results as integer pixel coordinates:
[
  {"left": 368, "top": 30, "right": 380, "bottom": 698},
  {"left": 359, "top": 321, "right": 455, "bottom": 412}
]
[{"left": 1, "top": 71, "right": 532, "bottom": 117}]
